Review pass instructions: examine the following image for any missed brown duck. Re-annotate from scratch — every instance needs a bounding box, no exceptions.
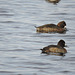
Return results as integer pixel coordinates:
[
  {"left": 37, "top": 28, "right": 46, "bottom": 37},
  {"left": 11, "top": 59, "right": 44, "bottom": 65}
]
[
  {"left": 41, "top": 40, "right": 67, "bottom": 55},
  {"left": 36, "top": 21, "right": 67, "bottom": 33},
  {"left": 45, "top": 0, "right": 60, "bottom": 4}
]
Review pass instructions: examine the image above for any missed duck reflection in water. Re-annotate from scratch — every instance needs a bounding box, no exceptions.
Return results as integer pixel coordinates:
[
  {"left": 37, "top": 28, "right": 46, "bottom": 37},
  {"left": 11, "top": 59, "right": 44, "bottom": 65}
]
[
  {"left": 40, "top": 40, "right": 67, "bottom": 56},
  {"left": 45, "top": 0, "right": 60, "bottom": 4}
]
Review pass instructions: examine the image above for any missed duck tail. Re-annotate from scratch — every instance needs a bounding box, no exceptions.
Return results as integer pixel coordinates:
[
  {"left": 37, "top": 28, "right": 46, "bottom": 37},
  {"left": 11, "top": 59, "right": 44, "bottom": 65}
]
[
  {"left": 40, "top": 49, "right": 43, "bottom": 50},
  {"left": 34, "top": 25, "right": 38, "bottom": 28}
]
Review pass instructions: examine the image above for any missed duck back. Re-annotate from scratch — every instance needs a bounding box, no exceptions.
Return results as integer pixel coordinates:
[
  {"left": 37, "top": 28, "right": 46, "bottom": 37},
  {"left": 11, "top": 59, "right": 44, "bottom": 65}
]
[{"left": 41, "top": 45, "right": 67, "bottom": 54}]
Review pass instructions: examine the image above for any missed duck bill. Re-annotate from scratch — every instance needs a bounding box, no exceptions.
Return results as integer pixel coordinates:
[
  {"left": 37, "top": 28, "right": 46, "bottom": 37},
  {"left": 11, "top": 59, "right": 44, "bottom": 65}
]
[
  {"left": 64, "top": 26, "right": 66, "bottom": 28},
  {"left": 65, "top": 45, "right": 68, "bottom": 47}
]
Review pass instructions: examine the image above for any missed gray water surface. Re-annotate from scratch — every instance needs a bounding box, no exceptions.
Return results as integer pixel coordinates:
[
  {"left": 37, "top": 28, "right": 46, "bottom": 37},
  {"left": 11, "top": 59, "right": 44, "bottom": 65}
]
[{"left": 0, "top": 0, "right": 75, "bottom": 75}]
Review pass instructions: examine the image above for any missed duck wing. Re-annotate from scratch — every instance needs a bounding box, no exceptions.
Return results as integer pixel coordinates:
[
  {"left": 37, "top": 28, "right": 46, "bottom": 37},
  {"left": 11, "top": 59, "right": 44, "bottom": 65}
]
[
  {"left": 47, "top": 45, "right": 67, "bottom": 53},
  {"left": 37, "top": 24, "right": 57, "bottom": 28}
]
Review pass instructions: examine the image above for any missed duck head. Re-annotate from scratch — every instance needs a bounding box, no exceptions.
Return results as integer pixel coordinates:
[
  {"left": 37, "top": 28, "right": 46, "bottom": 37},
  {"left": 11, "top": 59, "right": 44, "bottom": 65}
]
[
  {"left": 57, "top": 40, "right": 66, "bottom": 48},
  {"left": 57, "top": 21, "right": 66, "bottom": 28}
]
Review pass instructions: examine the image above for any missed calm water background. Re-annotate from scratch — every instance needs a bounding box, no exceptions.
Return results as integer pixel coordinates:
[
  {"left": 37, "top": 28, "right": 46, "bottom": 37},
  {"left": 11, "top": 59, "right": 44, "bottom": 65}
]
[{"left": 0, "top": 0, "right": 75, "bottom": 75}]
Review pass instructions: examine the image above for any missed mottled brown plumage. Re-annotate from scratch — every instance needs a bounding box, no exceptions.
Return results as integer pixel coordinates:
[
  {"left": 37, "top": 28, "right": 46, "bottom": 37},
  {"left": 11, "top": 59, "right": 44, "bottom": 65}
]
[
  {"left": 45, "top": 0, "right": 60, "bottom": 4},
  {"left": 41, "top": 40, "right": 67, "bottom": 55},
  {"left": 36, "top": 21, "right": 67, "bottom": 33}
]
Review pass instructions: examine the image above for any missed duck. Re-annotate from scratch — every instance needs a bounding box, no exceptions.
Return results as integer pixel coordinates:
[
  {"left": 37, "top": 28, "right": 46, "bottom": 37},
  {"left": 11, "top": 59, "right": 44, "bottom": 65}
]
[
  {"left": 40, "top": 40, "right": 67, "bottom": 56},
  {"left": 45, "top": 0, "right": 60, "bottom": 4},
  {"left": 35, "top": 21, "right": 67, "bottom": 33}
]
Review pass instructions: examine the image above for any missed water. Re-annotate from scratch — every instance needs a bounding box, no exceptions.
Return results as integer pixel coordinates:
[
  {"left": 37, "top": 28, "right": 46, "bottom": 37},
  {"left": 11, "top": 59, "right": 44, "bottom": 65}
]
[{"left": 0, "top": 0, "right": 75, "bottom": 75}]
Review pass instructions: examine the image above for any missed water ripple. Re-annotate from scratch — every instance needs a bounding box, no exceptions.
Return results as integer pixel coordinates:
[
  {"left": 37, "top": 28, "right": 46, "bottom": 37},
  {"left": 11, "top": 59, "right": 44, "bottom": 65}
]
[
  {"left": 0, "top": 13, "right": 14, "bottom": 16},
  {"left": 0, "top": 0, "right": 75, "bottom": 75},
  {"left": 0, "top": 71, "right": 14, "bottom": 73}
]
